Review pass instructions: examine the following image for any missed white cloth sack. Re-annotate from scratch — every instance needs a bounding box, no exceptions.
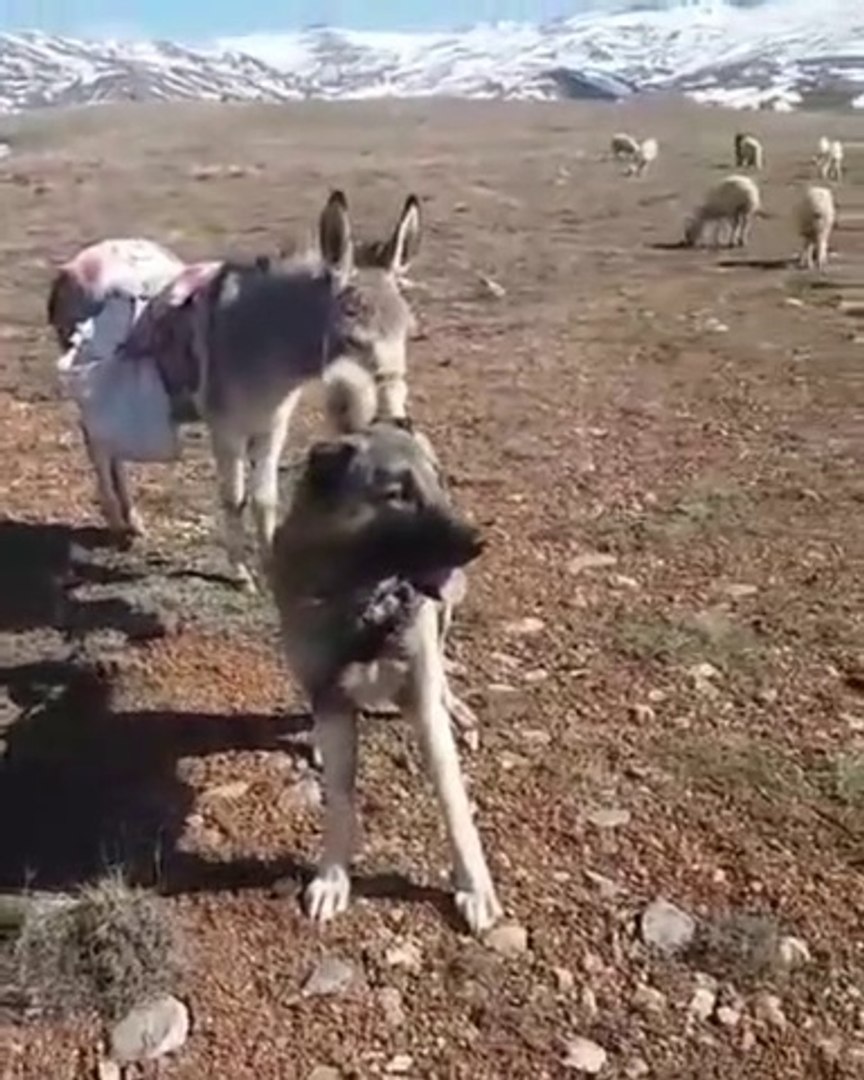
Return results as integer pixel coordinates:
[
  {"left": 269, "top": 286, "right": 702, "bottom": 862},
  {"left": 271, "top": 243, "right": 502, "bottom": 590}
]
[{"left": 57, "top": 291, "right": 181, "bottom": 463}]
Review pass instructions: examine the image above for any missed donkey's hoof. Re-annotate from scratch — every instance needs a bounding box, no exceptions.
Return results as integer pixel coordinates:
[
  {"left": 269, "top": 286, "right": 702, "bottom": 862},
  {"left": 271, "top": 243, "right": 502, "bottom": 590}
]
[{"left": 126, "top": 511, "right": 147, "bottom": 538}]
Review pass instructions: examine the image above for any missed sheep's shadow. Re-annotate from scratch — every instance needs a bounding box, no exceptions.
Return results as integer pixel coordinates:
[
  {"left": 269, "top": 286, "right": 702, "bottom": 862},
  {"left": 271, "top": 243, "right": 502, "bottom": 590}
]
[
  {"left": 716, "top": 257, "right": 794, "bottom": 271},
  {"left": 648, "top": 240, "right": 690, "bottom": 251},
  {"left": 0, "top": 658, "right": 458, "bottom": 925}
]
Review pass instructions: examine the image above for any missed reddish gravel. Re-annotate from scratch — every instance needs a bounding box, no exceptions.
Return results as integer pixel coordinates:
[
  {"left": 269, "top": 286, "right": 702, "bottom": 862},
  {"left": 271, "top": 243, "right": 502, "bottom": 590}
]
[{"left": 0, "top": 98, "right": 863, "bottom": 1079}]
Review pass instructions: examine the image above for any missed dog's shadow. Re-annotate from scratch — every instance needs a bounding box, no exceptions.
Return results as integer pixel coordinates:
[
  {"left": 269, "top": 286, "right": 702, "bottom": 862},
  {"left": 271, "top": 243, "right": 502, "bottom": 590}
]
[{"left": 0, "top": 658, "right": 459, "bottom": 926}]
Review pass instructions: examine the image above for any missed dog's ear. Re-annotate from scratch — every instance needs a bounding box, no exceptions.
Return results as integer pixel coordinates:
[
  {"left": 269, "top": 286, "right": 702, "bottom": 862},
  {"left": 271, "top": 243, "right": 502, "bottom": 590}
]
[
  {"left": 319, "top": 189, "right": 354, "bottom": 285},
  {"left": 382, "top": 194, "right": 421, "bottom": 276},
  {"left": 305, "top": 439, "right": 358, "bottom": 497}
]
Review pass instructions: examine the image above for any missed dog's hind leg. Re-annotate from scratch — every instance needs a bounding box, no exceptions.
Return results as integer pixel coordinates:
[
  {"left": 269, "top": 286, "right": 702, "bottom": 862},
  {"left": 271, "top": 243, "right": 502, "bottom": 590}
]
[
  {"left": 305, "top": 702, "right": 358, "bottom": 923},
  {"left": 249, "top": 389, "right": 301, "bottom": 577},
  {"left": 210, "top": 426, "right": 254, "bottom": 590},
  {"left": 406, "top": 602, "right": 501, "bottom": 934}
]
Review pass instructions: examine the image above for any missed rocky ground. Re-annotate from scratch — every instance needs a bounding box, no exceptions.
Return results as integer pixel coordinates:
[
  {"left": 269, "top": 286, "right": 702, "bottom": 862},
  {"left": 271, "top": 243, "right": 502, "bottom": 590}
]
[{"left": 0, "top": 98, "right": 863, "bottom": 1078}]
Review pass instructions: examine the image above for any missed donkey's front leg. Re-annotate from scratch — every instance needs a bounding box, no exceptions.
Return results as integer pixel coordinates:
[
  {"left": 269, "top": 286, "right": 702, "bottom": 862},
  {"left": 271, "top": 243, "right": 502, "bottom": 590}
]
[
  {"left": 111, "top": 457, "right": 145, "bottom": 538},
  {"left": 305, "top": 701, "right": 358, "bottom": 923},
  {"left": 406, "top": 602, "right": 501, "bottom": 934},
  {"left": 210, "top": 427, "right": 254, "bottom": 590}
]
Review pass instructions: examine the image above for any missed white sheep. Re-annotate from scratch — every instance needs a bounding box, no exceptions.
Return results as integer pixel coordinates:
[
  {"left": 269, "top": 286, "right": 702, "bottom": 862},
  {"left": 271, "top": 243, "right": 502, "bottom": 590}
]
[
  {"left": 737, "top": 134, "right": 764, "bottom": 171},
  {"left": 822, "top": 139, "right": 844, "bottom": 182},
  {"left": 629, "top": 137, "right": 659, "bottom": 177},
  {"left": 610, "top": 132, "right": 640, "bottom": 161},
  {"left": 817, "top": 135, "right": 831, "bottom": 157},
  {"left": 796, "top": 185, "right": 836, "bottom": 271},
  {"left": 683, "top": 174, "right": 762, "bottom": 249}
]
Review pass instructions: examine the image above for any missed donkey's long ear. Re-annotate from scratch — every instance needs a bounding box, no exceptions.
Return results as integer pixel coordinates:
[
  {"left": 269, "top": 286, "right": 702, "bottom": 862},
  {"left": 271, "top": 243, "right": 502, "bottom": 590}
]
[
  {"left": 319, "top": 189, "right": 354, "bottom": 283},
  {"left": 385, "top": 194, "right": 422, "bottom": 276}
]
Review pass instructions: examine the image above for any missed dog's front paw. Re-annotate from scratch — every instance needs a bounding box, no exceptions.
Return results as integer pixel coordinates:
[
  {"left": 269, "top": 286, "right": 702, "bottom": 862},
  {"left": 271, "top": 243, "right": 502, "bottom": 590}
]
[
  {"left": 305, "top": 865, "right": 351, "bottom": 923},
  {"left": 455, "top": 881, "right": 502, "bottom": 936}
]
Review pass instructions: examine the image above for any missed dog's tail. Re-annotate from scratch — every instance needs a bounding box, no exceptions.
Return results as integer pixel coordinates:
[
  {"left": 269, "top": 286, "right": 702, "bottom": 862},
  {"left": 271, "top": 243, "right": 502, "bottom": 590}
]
[{"left": 323, "top": 357, "right": 378, "bottom": 434}]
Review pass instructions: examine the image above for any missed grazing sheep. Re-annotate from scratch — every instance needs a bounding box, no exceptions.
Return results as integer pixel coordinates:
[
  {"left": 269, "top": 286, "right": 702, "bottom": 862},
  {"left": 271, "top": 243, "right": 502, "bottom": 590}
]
[
  {"left": 683, "top": 174, "right": 762, "bottom": 249},
  {"left": 796, "top": 185, "right": 836, "bottom": 271},
  {"left": 610, "top": 132, "right": 640, "bottom": 161},
  {"left": 734, "top": 131, "right": 757, "bottom": 168},
  {"left": 817, "top": 135, "right": 831, "bottom": 157},
  {"left": 629, "top": 137, "right": 659, "bottom": 177},
  {"left": 821, "top": 139, "right": 844, "bottom": 182},
  {"left": 737, "top": 134, "right": 764, "bottom": 171}
]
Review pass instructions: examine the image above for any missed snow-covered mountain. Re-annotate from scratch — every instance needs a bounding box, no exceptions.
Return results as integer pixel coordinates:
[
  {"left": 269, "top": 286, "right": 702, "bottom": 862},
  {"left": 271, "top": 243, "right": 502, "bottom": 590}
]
[{"left": 0, "top": 0, "right": 861, "bottom": 115}]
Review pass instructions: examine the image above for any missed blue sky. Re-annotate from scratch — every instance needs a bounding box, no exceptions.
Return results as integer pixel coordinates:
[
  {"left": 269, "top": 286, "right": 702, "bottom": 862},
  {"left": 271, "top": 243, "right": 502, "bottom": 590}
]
[{"left": 0, "top": 1, "right": 588, "bottom": 40}]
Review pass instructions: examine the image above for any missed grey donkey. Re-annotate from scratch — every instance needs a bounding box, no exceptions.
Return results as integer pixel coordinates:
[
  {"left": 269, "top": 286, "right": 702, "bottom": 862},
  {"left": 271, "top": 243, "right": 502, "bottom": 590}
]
[
  {"left": 269, "top": 362, "right": 502, "bottom": 933},
  {"left": 47, "top": 191, "right": 422, "bottom": 590}
]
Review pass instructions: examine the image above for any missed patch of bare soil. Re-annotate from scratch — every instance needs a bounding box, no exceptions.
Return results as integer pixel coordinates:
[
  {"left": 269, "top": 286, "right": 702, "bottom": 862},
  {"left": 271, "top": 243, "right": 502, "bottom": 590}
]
[{"left": 1, "top": 98, "right": 863, "bottom": 1078}]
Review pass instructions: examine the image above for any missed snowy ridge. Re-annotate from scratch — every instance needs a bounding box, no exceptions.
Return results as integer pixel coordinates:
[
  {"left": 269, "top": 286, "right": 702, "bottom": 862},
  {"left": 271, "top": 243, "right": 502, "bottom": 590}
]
[{"left": 0, "top": 0, "right": 862, "bottom": 115}]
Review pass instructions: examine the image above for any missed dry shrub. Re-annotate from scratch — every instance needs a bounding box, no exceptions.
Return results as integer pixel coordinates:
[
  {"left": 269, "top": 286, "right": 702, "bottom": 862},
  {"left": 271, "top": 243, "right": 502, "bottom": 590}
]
[
  {"left": 14, "top": 873, "right": 183, "bottom": 1021},
  {"left": 686, "top": 912, "right": 783, "bottom": 984}
]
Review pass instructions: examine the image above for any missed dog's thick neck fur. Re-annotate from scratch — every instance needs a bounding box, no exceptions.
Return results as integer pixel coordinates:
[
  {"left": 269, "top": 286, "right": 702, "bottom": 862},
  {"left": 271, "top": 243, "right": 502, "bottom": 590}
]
[{"left": 270, "top": 384, "right": 481, "bottom": 705}]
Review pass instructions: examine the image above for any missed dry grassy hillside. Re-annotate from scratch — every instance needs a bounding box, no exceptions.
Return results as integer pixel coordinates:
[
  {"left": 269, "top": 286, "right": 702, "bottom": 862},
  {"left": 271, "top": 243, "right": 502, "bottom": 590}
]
[{"left": 0, "top": 98, "right": 863, "bottom": 1079}]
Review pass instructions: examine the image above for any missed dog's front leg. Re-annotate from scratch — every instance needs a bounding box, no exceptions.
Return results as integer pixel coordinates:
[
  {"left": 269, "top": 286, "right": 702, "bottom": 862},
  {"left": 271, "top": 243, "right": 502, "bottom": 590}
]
[
  {"left": 305, "top": 702, "right": 358, "bottom": 923},
  {"left": 407, "top": 602, "right": 501, "bottom": 935}
]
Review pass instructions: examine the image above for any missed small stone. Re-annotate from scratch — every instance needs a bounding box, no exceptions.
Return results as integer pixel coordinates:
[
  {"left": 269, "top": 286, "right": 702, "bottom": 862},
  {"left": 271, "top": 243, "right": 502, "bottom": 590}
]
[
  {"left": 486, "top": 922, "right": 529, "bottom": 956},
  {"left": 624, "top": 1058, "right": 650, "bottom": 1078},
  {"left": 777, "top": 936, "right": 811, "bottom": 970},
  {"left": 487, "top": 682, "right": 520, "bottom": 695},
  {"left": 562, "top": 1037, "right": 608, "bottom": 1073},
  {"left": 740, "top": 1028, "right": 757, "bottom": 1052},
  {"left": 385, "top": 940, "right": 423, "bottom": 974},
  {"left": 640, "top": 899, "right": 696, "bottom": 955},
  {"left": 633, "top": 984, "right": 667, "bottom": 1014},
  {"left": 716, "top": 1004, "right": 741, "bottom": 1028},
  {"left": 689, "top": 985, "right": 718, "bottom": 1022},
  {"left": 97, "top": 1062, "right": 121, "bottom": 1080},
  {"left": 584, "top": 870, "right": 623, "bottom": 899},
  {"left": 308, "top": 1069, "right": 342, "bottom": 1080},
  {"left": 504, "top": 616, "right": 545, "bottom": 637},
  {"left": 301, "top": 956, "right": 357, "bottom": 998},
  {"left": 522, "top": 727, "right": 552, "bottom": 746},
  {"left": 817, "top": 1036, "right": 843, "bottom": 1064},
  {"left": 201, "top": 779, "right": 251, "bottom": 802},
  {"left": 378, "top": 987, "right": 406, "bottom": 1028},
  {"left": 785, "top": 297, "right": 805, "bottom": 308},
  {"left": 109, "top": 996, "right": 189, "bottom": 1064},
  {"left": 554, "top": 967, "right": 575, "bottom": 992},
  {"left": 499, "top": 750, "right": 531, "bottom": 770},
  {"left": 629, "top": 703, "right": 656, "bottom": 723},
  {"left": 523, "top": 667, "right": 549, "bottom": 684},
  {"left": 586, "top": 807, "right": 631, "bottom": 829},
  {"left": 582, "top": 951, "right": 605, "bottom": 975},
  {"left": 279, "top": 776, "right": 323, "bottom": 811},
  {"left": 724, "top": 583, "right": 758, "bottom": 599},
  {"left": 568, "top": 552, "right": 618, "bottom": 576},
  {"left": 611, "top": 574, "right": 640, "bottom": 590},
  {"left": 755, "top": 992, "right": 787, "bottom": 1030},
  {"left": 581, "top": 986, "right": 599, "bottom": 1019},
  {"left": 385, "top": 1054, "right": 415, "bottom": 1074},
  {"left": 478, "top": 274, "right": 506, "bottom": 299}
]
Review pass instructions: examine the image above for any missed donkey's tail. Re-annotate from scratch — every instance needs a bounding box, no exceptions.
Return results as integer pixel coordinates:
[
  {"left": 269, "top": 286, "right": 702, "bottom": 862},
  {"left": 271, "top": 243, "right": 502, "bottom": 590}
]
[{"left": 322, "top": 357, "right": 378, "bottom": 434}]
